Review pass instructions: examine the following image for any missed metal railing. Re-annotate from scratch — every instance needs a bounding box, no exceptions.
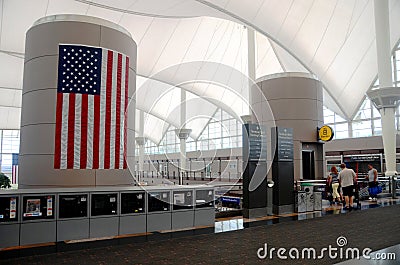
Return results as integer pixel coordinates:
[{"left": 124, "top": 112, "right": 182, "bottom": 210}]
[{"left": 136, "top": 171, "right": 243, "bottom": 184}]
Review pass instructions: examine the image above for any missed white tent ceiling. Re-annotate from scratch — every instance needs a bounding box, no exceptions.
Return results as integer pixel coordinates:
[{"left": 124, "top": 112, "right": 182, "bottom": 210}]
[{"left": 0, "top": 0, "right": 399, "bottom": 143}]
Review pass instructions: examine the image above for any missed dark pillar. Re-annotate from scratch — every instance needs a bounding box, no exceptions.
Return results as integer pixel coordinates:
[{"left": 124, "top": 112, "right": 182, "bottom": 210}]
[
  {"left": 242, "top": 123, "right": 268, "bottom": 218},
  {"left": 271, "top": 127, "right": 295, "bottom": 214}
]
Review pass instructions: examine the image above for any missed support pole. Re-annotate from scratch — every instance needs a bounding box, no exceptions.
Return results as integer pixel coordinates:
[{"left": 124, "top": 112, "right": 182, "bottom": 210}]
[
  {"left": 368, "top": 0, "right": 399, "bottom": 198},
  {"left": 175, "top": 89, "right": 192, "bottom": 185},
  {"left": 135, "top": 111, "right": 146, "bottom": 183},
  {"left": 247, "top": 27, "right": 256, "bottom": 116}
]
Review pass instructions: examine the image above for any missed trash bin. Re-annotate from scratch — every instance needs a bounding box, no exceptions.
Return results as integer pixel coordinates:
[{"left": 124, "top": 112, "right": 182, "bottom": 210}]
[
  {"left": 313, "top": 185, "right": 323, "bottom": 211},
  {"left": 295, "top": 191, "right": 306, "bottom": 213},
  {"left": 313, "top": 191, "right": 322, "bottom": 211},
  {"left": 304, "top": 187, "right": 314, "bottom": 212}
]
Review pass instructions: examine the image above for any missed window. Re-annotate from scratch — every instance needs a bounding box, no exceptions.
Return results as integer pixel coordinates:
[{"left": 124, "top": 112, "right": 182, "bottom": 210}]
[
  {"left": 352, "top": 120, "right": 372, "bottom": 137},
  {"left": 373, "top": 119, "right": 382, "bottom": 136},
  {"left": 142, "top": 109, "right": 243, "bottom": 155},
  {"left": 333, "top": 123, "right": 349, "bottom": 139},
  {"left": 0, "top": 130, "right": 20, "bottom": 182}
]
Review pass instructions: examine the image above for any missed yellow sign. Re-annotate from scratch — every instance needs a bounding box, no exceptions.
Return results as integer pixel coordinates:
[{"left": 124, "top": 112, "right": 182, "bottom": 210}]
[{"left": 318, "top": 125, "right": 334, "bottom": 142}]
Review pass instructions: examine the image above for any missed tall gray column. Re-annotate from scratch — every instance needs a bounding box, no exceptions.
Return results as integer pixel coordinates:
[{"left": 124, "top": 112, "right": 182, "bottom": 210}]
[
  {"left": 253, "top": 73, "right": 324, "bottom": 180},
  {"left": 367, "top": 0, "right": 399, "bottom": 177},
  {"left": 19, "top": 15, "right": 137, "bottom": 187}
]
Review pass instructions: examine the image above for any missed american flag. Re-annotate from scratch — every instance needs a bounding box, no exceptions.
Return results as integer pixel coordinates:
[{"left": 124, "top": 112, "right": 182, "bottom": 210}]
[
  {"left": 54, "top": 44, "right": 129, "bottom": 169},
  {"left": 12, "top": 153, "right": 18, "bottom": 184}
]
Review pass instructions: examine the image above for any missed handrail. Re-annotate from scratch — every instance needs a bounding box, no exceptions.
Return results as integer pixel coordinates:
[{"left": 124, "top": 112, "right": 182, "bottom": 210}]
[
  {"left": 297, "top": 180, "right": 326, "bottom": 183},
  {"left": 209, "top": 183, "right": 242, "bottom": 187},
  {"left": 296, "top": 180, "right": 326, "bottom": 187}
]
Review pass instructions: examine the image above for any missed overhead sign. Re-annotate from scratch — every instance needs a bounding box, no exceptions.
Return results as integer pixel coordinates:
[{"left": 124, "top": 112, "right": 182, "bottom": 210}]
[{"left": 318, "top": 125, "right": 334, "bottom": 142}]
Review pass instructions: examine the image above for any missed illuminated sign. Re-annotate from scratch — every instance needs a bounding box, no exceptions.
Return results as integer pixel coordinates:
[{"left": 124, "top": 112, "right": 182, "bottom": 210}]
[{"left": 318, "top": 125, "right": 334, "bottom": 142}]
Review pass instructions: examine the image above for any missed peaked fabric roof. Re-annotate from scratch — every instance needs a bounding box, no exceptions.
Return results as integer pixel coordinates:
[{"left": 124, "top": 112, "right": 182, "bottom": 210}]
[{"left": 0, "top": 0, "right": 399, "bottom": 143}]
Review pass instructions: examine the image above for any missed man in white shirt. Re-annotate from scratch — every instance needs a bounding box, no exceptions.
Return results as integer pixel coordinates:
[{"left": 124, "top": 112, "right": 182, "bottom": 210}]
[
  {"left": 366, "top": 164, "right": 378, "bottom": 201},
  {"left": 339, "top": 163, "right": 356, "bottom": 210}
]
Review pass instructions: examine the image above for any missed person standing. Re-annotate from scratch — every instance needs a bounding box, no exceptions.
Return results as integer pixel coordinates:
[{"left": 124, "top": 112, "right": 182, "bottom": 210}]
[
  {"left": 327, "top": 166, "right": 341, "bottom": 204},
  {"left": 367, "top": 164, "right": 378, "bottom": 201},
  {"left": 339, "top": 163, "right": 356, "bottom": 210}
]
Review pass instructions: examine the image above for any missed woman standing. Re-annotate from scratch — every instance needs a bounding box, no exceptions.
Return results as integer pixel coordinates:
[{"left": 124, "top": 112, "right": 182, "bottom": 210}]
[{"left": 327, "top": 166, "right": 341, "bottom": 204}]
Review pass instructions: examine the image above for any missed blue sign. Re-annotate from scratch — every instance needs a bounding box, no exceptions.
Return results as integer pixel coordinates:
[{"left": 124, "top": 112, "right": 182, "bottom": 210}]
[{"left": 220, "top": 196, "right": 241, "bottom": 204}]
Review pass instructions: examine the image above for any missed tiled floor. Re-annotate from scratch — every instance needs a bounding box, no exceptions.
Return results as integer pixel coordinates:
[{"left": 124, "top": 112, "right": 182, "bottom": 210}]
[
  {"left": 214, "top": 196, "right": 400, "bottom": 233},
  {"left": 213, "top": 197, "right": 400, "bottom": 264}
]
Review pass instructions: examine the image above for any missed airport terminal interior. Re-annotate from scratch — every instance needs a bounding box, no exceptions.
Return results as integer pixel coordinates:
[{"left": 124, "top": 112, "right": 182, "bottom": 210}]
[{"left": 0, "top": 0, "right": 400, "bottom": 264}]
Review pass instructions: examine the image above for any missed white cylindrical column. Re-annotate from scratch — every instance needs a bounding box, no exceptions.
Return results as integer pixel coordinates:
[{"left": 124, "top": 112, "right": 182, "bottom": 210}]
[
  {"left": 181, "top": 88, "right": 186, "bottom": 185},
  {"left": 180, "top": 139, "right": 187, "bottom": 174},
  {"left": 175, "top": 129, "right": 191, "bottom": 185},
  {"left": 370, "top": 0, "right": 398, "bottom": 176},
  {"left": 135, "top": 136, "right": 146, "bottom": 182},
  {"left": 181, "top": 89, "right": 186, "bottom": 128},
  {"left": 138, "top": 110, "right": 145, "bottom": 173},
  {"left": 247, "top": 28, "right": 256, "bottom": 115},
  {"left": 176, "top": 89, "right": 192, "bottom": 185},
  {"left": 381, "top": 108, "right": 397, "bottom": 175},
  {"left": 374, "top": 0, "right": 392, "bottom": 88}
]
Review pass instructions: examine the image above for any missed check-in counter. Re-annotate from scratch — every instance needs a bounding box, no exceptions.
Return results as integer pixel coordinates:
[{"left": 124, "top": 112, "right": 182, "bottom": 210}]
[
  {"left": 90, "top": 192, "right": 119, "bottom": 238},
  {"left": 194, "top": 188, "right": 215, "bottom": 227},
  {"left": 172, "top": 189, "right": 194, "bottom": 230},
  {"left": 119, "top": 191, "right": 146, "bottom": 235},
  {"left": 147, "top": 190, "right": 171, "bottom": 232},
  {"left": 20, "top": 193, "right": 56, "bottom": 245},
  {"left": 57, "top": 193, "right": 89, "bottom": 241},
  {"left": 0, "top": 194, "right": 19, "bottom": 249}
]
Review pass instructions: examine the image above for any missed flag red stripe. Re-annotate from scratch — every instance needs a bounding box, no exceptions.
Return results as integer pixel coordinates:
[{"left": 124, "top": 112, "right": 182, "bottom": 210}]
[
  {"left": 14, "top": 166, "right": 17, "bottom": 184},
  {"left": 124, "top": 57, "right": 129, "bottom": 169},
  {"left": 104, "top": 50, "right": 113, "bottom": 169},
  {"left": 54, "top": 93, "right": 63, "bottom": 168},
  {"left": 67, "top": 93, "right": 76, "bottom": 169},
  {"left": 80, "top": 94, "right": 88, "bottom": 169},
  {"left": 115, "top": 53, "right": 122, "bottom": 168},
  {"left": 12, "top": 166, "right": 16, "bottom": 184},
  {"left": 93, "top": 95, "right": 100, "bottom": 169}
]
